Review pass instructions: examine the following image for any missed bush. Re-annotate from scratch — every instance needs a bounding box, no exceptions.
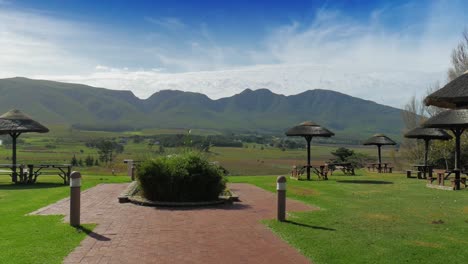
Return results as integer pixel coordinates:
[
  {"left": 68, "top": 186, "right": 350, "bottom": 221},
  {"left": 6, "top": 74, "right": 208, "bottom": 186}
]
[{"left": 138, "top": 152, "right": 226, "bottom": 202}]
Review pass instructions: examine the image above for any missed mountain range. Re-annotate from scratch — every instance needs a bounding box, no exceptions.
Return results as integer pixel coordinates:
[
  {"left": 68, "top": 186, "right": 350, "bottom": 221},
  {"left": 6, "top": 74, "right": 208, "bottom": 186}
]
[{"left": 0, "top": 77, "right": 404, "bottom": 141}]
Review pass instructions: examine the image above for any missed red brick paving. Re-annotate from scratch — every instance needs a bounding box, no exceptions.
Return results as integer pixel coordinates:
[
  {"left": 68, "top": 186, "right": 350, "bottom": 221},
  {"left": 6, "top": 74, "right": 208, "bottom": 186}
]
[{"left": 33, "top": 183, "right": 315, "bottom": 264}]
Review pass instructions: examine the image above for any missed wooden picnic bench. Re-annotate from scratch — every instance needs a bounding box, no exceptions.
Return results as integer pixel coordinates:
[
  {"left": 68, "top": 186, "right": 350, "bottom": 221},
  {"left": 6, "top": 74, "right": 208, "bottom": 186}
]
[
  {"left": 0, "top": 163, "right": 72, "bottom": 184},
  {"left": 426, "top": 169, "right": 467, "bottom": 190},
  {"left": 291, "top": 164, "right": 329, "bottom": 180},
  {"left": 328, "top": 162, "right": 355, "bottom": 176},
  {"left": 367, "top": 163, "right": 393, "bottom": 173}
]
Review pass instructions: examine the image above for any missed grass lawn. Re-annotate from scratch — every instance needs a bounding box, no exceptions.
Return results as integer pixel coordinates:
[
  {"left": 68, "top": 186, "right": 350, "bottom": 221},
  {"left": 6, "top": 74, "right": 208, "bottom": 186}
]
[
  {"left": 0, "top": 175, "right": 130, "bottom": 264},
  {"left": 229, "top": 171, "right": 468, "bottom": 264}
]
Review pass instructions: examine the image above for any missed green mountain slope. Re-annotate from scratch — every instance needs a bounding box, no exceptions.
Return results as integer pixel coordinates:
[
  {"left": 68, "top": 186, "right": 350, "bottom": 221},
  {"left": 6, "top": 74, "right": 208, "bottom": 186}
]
[{"left": 0, "top": 77, "right": 404, "bottom": 141}]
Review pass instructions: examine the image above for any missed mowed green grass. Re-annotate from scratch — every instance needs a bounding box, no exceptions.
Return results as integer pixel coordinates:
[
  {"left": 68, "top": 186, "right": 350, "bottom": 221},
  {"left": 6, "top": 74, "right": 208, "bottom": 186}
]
[
  {"left": 0, "top": 175, "right": 130, "bottom": 264},
  {"left": 229, "top": 171, "right": 468, "bottom": 264}
]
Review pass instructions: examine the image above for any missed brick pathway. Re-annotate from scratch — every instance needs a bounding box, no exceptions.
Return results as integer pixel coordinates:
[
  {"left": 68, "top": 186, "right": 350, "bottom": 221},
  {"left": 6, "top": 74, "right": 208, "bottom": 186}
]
[{"left": 33, "top": 183, "right": 314, "bottom": 264}]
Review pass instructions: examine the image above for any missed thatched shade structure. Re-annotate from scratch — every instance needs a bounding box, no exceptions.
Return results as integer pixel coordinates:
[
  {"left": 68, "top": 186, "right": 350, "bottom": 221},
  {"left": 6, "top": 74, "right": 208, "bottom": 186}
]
[
  {"left": 363, "top": 134, "right": 396, "bottom": 172},
  {"left": 0, "top": 109, "right": 49, "bottom": 182},
  {"left": 404, "top": 127, "right": 452, "bottom": 168},
  {"left": 423, "top": 109, "right": 468, "bottom": 189},
  {"left": 424, "top": 71, "right": 468, "bottom": 109},
  {"left": 285, "top": 121, "right": 334, "bottom": 180}
]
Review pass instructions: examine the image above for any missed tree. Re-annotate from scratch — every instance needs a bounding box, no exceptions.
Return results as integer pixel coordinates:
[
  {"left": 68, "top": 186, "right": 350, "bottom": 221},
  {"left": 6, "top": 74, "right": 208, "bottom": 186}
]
[
  {"left": 70, "top": 155, "right": 78, "bottom": 166},
  {"left": 448, "top": 29, "right": 468, "bottom": 81},
  {"left": 132, "top": 135, "right": 143, "bottom": 144},
  {"left": 85, "top": 155, "right": 94, "bottom": 166},
  {"left": 147, "top": 140, "right": 154, "bottom": 151},
  {"left": 331, "top": 147, "right": 354, "bottom": 162},
  {"left": 96, "top": 139, "right": 124, "bottom": 164}
]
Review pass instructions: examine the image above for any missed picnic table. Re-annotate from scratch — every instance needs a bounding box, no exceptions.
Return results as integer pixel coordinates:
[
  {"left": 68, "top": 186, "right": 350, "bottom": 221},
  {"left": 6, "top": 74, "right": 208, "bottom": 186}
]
[
  {"left": 291, "top": 164, "right": 328, "bottom": 180},
  {"left": 367, "top": 162, "right": 393, "bottom": 173},
  {"left": 329, "top": 162, "right": 355, "bottom": 175},
  {"left": 413, "top": 164, "right": 434, "bottom": 179},
  {"left": 0, "top": 163, "right": 72, "bottom": 184},
  {"left": 426, "top": 169, "right": 467, "bottom": 189}
]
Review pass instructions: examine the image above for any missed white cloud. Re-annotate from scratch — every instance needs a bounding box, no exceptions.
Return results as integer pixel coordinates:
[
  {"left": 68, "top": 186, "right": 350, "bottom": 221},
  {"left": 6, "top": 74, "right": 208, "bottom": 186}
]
[
  {"left": 0, "top": 8, "right": 98, "bottom": 76},
  {"left": 258, "top": 8, "right": 457, "bottom": 73},
  {"left": 35, "top": 63, "right": 444, "bottom": 109}
]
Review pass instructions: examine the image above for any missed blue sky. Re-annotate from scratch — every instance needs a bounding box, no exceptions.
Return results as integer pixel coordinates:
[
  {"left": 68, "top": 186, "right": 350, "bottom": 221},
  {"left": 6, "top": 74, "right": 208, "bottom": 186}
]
[{"left": 1, "top": 0, "right": 468, "bottom": 107}]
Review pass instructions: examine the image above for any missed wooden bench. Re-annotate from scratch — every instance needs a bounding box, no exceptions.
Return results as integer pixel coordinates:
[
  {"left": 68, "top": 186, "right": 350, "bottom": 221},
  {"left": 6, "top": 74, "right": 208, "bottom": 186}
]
[
  {"left": 425, "top": 169, "right": 466, "bottom": 188},
  {"left": 406, "top": 170, "right": 423, "bottom": 179},
  {"left": 329, "top": 163, "right": 355, "bottom": 176}
]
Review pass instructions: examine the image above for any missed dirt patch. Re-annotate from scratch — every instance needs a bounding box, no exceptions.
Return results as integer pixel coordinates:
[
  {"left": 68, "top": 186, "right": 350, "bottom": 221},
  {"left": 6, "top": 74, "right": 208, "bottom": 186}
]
[
  {"left": 431, "top": 219, "right": 444, "bottom": 224},
  {"left": 464, "top": 206, "right": 468, "bottom": 214},
  {"left": 411, "top": 240, "right": 443, "bottom": 249}
]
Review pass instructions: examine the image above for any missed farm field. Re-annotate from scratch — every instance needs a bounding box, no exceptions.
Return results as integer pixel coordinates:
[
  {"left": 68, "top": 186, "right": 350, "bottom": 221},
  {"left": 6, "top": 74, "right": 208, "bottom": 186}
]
[
  {"left": 229, "top": 171, "right": 468, "bottom": 264},
  {"left": 0, "top": 125, "right": 398, "bottom": 176}
]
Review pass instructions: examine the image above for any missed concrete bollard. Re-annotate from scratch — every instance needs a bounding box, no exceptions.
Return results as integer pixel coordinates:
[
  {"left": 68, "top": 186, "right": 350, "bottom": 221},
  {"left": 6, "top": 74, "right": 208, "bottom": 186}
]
[
  {"left": 131, "top": 163, "right": 136, "bottom": 181},
  {"left": 70, "top": 171, "right": 81, "bottom": 227},
  {"left": 124, "top": 159, "right": 133, "bottom": 177},
  {"left": 277, "top": 176, "right": 287, "bottom": 222}
]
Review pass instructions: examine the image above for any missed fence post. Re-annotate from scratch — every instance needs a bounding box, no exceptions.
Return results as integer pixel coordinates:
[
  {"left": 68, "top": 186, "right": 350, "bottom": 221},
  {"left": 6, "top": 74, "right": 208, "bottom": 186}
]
[
  {"left": 70, "top": 171, "right": 81, "bottom": 227},
  {"left": 277, "top": 176, "right": 286, "bottom": 222}
]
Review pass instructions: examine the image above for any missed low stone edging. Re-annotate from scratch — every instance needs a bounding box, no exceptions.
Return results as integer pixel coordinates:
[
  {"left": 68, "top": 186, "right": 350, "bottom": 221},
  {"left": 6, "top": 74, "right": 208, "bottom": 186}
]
[
  {"left": 118, "top": 181, "right": 139, "bottom": 203},
  {"left": 118, "top": 181, "right": 239, "bottom": 207}
]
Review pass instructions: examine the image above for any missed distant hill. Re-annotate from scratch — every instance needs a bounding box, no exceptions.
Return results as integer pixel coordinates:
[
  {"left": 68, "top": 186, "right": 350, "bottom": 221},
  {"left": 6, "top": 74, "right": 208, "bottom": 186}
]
[{"left": 0, "top": 77, "right": 404, "bottom": 141}]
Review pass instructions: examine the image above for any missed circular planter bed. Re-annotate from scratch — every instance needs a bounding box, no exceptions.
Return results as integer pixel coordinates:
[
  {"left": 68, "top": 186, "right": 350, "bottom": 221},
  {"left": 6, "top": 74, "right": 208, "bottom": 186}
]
[{"left": 118, "top": 181, "right": 239, "bottom": 207}]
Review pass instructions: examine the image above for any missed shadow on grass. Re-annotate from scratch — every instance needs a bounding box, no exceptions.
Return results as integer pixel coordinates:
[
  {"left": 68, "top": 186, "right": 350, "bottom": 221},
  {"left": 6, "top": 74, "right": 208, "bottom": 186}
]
[
  {"left": 0, "top": 182, "right": 65, "bottom": 190},
  {"left": 76, "top": 226, "right": 111, "bottom": 241},
  {"left": 336, "top": 180, "right": 393, "bottom": 185},
  {"left": 285, "top": 220, "right": 336, "bottom": 231}
]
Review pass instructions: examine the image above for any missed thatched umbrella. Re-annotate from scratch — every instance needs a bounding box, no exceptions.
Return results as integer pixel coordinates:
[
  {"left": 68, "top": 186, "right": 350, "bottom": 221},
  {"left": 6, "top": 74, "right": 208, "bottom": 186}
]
[
  {"left": 362, "top": 134, "right": 396, "bottom": 172},
  {"left": 404, "top": 127, "right": 452, "bottom": 170},
  {"left": 285, "top": 121, "right": 334, "bottom": 180},
  {"left": 424, "top": 71, "right": 468, "bottom": 108},
  {"left": 423, "top": 109, "right": 468, "bottom": 189},
  {"left": 0, "top": 109, "right": 49, "bottom": 182}
]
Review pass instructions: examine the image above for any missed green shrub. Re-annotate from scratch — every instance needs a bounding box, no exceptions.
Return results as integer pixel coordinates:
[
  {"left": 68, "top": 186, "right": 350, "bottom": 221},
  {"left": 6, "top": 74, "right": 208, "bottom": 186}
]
[{"left": 138, "top": 152, "right": 226, "bottom": 202}]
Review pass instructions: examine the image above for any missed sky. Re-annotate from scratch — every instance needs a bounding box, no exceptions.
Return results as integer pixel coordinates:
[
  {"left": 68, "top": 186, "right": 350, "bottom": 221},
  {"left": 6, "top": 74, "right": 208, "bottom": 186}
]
[{"left": 1, "top": 0, "right": 468, "bottom": 108}]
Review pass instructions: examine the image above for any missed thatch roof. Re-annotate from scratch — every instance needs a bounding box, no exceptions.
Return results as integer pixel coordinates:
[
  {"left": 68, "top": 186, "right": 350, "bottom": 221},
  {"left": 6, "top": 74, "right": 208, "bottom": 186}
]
[
  {"left": 0, "top": 109, "right": 49, "bottom": 134},
  {"left": 424, "top": 71, "right": 468, "bottom": 109},
  {"left": 285, "top": 121, "right": 334, "bottom": 137},
  {"left": 362, "top": 134, "right": 396, "bottom": 145},
  {"left": 422, "top": 109, "right": 468, "bottom": 129},
  {"left": 404, "top": 127, "right": 452, "bottom": 140}
]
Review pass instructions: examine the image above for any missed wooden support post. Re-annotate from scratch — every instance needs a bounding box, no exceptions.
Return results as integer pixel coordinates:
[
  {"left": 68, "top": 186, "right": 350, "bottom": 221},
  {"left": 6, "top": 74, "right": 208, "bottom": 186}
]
[{"left": 406, "top": 170, "right": 412, "bottom": 178}]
